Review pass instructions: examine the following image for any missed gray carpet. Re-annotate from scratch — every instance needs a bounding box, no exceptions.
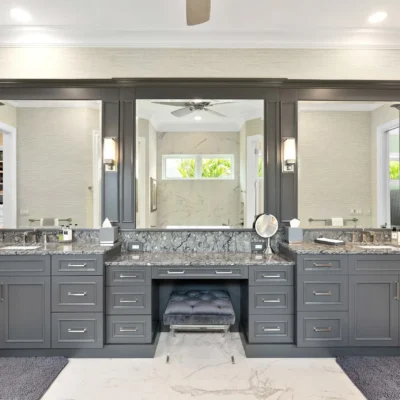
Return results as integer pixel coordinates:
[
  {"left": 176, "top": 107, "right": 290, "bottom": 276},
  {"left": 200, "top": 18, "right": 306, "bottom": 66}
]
[
  {"left": 337, "top": 356, "right": 400, "bottom": 400},
  {"left": 0, "top": 357, "right": 68, "bottom": 400}
]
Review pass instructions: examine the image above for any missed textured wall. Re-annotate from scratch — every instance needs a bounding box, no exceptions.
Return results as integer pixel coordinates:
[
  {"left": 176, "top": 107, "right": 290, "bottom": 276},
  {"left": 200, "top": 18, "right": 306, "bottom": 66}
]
[
  {"left": 17, "top": 107, "right": 99, "bottom": 227},
  {"left": 298, "top": 111, "right": 372, "bottom": 228},
  {"left": 156, "top": 131, "right": 241, "bottom": 228},
  {"left": 0, "top": 48, "right": 400, "bottom": 79}
]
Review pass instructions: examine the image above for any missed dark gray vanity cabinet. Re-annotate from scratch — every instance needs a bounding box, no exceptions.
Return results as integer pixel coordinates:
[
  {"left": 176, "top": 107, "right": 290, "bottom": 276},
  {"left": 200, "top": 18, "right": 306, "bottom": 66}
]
[
  {"left": 348, "top": 256, "right": 400, "bottom": 347},
  {"left": 51, "top": 255, "right": 104, "bottom": 348},
  {"left": 0, "top": 256, "right": 51, "bottom": 349},
  {"left": 245, "top": 265, "right": 294, "bottom": 344}
]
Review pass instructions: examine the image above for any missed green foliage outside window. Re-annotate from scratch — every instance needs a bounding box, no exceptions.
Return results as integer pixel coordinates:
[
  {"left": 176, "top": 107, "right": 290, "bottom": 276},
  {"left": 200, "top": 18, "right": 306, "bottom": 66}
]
[
  {"left": 176, "top": 158, "right": 232, "bottom": 178},
  {"left": 390, "top": 161, "right": 400, "bottom": 180},
  {"left": 258, "top": 158, "right": 263, "bottom": 178},
  {"left": 176, "top": 159, "right": 195, "bottom": 178}
]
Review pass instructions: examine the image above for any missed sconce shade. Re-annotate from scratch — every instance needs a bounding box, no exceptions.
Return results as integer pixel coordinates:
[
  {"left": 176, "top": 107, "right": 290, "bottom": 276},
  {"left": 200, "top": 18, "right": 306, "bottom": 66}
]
[
  {"left": 282, "top": 137, "right": 296, "bottom": 172},
  {"left": 103, "top": 138, "right": 116, "bottom": 165}
]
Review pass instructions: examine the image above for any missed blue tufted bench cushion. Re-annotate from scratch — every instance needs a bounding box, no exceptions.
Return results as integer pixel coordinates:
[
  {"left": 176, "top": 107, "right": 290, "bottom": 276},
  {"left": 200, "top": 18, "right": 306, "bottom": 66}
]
[{"left": 163, "top": 289, "right": 236, "bottom": 326}]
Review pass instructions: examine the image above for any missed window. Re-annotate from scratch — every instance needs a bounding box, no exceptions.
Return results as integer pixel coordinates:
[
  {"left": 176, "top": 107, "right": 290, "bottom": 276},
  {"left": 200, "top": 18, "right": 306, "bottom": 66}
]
[{"left": 163, "top": 154, "right": 234, "bottom": 180}]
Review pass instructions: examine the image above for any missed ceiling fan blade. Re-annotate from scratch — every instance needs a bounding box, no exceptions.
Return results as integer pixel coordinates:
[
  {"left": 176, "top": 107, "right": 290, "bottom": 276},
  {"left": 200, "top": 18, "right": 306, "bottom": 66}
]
[
  {"left": 208, "top": 101, "right": 236, "bottom": 107},
  {"left": 204, "top": 108, "right": 227, "bottom": 117},
  {"left": 152, "top": 101, "right": 188, "bottom": 107},
  {"left": 186, "top": 0, "right": 211, "bottom": 26},
  {"left": 172, "top": 107, "right": 193, "bottom": 117}
]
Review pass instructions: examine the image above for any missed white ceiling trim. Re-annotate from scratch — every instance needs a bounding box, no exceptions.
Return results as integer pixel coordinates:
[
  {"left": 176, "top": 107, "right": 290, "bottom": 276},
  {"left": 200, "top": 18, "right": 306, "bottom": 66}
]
[
  {"left": 6, "top": 100, "right": 101, "bottom": 109},
  {"left": 299, "top": 102, "right": 386, "bottom": 112},
  {"left": 1, "top": 27, "right": 400, "bottom": 49}
]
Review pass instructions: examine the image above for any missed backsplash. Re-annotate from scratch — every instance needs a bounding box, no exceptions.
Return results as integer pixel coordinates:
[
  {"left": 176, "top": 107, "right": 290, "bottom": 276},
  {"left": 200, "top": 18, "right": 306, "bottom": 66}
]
[{"left": 0, "top": 227, "right": 392, "bottom": 253}]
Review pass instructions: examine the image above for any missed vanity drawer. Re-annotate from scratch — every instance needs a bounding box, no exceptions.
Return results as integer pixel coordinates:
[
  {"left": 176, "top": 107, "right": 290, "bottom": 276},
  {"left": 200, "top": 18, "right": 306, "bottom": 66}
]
[
  {"left": 51, "top": 276, "right": 103, "bottom": 312},
  {"left": 249, "top": 265, "right": 293, "bottom": 286},
  {"left": 249, "top": 286, "right": 294, "bottom": 315},
  {"left": 349, "top": 255, "right": 400, "bottom": 275},
  {"left": 152, "top": 266, "right": 248, "bottom": 279},
  {"left": 0, "top": 256, "right": 50, "bottom": 276},
  {"left": 297, "top": 255, "right": 348, "bottom": 275},
  {"left": 106, "top": 266, "right": 151, "bottom": 286},
  {"left": 248, "top": 315, "right": 294, "bottom": 343},
  {"left": 51, "top": 312, "right": 103, "bottom": 348},
  {"left": 106, "top": 286, "right": 151, "bottom": 315},
  {"left": 52, "top": 255, "right": 103, "bottom": 276},
  {"left": 297, "top": 311, "right": 349, "bottom": 347},
  {"left": 106, "top": 315, "right": 153, "bottom": 344},
  {"left": 297, "top": 275, "right": 348, "bottom": 311}
]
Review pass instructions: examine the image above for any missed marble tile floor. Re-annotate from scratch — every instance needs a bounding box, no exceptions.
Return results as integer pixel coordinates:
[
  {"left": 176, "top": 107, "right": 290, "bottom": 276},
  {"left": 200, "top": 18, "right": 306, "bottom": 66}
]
[{"left": 43, "top": 333, "right": 365, "bottom": 400}]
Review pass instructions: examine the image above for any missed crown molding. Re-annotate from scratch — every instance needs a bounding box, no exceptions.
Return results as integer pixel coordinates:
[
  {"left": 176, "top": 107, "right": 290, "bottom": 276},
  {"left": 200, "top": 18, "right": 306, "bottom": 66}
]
[{"left": 1, "top": 26, "right": 400, "bottom": 49}]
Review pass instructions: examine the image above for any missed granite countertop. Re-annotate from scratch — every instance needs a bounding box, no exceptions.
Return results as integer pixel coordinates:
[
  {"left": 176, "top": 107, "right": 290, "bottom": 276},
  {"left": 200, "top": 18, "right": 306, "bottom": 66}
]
[
  {"left": 105, "top": 252, "right": 294, "bottom": 267},
  {"left": 0, "top": 241, "right": 121, "bottom": 255},
  {"left": 280, "top": 241, "right": 400, "bottom": 255}
]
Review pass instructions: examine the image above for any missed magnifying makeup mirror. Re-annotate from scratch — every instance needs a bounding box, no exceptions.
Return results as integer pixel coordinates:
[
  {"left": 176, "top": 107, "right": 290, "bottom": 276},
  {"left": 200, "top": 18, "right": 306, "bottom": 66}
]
[{"left": 254, "top": 214, "right": 279, "bottom": 254}]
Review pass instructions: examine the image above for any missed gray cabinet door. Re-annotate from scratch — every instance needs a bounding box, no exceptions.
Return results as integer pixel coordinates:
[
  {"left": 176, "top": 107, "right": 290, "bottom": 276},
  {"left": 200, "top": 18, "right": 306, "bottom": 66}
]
[
  {"left": 0, "top": 277, "right": 51, "bottom": 348},
  {"left": 349, "top": 275, "right": 399, "bottom": 347}
]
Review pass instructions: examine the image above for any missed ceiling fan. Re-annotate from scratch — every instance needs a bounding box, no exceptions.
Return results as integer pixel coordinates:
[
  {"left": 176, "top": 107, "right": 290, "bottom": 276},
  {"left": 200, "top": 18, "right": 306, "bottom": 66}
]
[
  {"left": 152, "top": 101, "right": 235, "bottom": 118},
  {"left": 186, "top": 0, "right": 211, "bottom": 26}
]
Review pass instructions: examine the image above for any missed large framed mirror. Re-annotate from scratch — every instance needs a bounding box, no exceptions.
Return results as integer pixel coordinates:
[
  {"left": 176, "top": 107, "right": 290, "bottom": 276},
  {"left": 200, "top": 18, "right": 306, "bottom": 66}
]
[
  {"left": 298, "top": 100, "right": 400, "bottom": 229},
  {"left": 135, "top": 98, "right": 265, "bottom": 229},
  {"left": 0, "top": 99, "right": 103, "bottom": 229}
]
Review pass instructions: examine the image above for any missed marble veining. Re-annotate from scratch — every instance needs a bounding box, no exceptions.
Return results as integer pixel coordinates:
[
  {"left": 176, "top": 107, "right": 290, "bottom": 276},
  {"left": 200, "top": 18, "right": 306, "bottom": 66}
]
[
  {"left": 0, "top": 241, "right": 120, "bottom": 255},
  {"left": 106, "top": 252, "right": 294, "bottom": 267},
  {"left": 280, "top": 241, "right": 400, "bottom": 255},
  {"left": 42, "top": 333, "right": 364, "bottom": 400}
]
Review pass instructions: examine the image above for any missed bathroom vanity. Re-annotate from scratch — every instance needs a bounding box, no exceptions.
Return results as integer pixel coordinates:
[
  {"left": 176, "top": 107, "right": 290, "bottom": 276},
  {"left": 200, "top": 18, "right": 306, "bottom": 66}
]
[{"left": 0, "top": 239, "right": 400, "bottom": 358}]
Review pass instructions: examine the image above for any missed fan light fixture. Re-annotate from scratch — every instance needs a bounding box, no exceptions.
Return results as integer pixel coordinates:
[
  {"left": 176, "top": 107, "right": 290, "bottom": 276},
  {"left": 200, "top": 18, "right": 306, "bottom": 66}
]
[
  {"left": 194, "top": 116, "right": 202, "bottom": 121},
  {"left": 368, "top": 11, "right": 387, "bottom": 24}
]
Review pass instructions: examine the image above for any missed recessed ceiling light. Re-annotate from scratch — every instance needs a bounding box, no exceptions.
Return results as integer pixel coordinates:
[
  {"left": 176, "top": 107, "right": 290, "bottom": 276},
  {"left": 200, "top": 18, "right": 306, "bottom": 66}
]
[
  {"left": 194, "top": 116, "right": 202, "bottom": 121},
  {"left": 368, "top": 11, "right": 387, "bottom": 24},
  {"left": 10, "top": 8, "right": 32, "bottom": 23}
]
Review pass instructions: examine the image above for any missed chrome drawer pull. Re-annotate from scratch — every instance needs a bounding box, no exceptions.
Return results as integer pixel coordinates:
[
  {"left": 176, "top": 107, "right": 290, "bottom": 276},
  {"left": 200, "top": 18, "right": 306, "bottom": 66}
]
[
  {"left": 68, "top": 328, "right": 87, "bottom": 333},
  {"left": 120, "top": 299, "right": 138, "bottom": 303},
  {"left": 67, "top": 263, "right": 87, "bottom": 268},
  {"left": 313, "top": 263, "right": 332, "bottom": 268},
  {"left": 262, "top": 298, "right": 281, "bottom": 303},
  {"left": 262, "top": 327, "right": 281, "bottom": 332},
  {"left": 215, "top": 270, "right": 233, "bottom": 274},
  {"left": 313, "top": 327, "right": 332, "bottom": 333},
  {"left": 313, "top": 291, "right": 332, "bottom": 296},
  {"left": 68, "top": 292, "right": 87, "bottom": 297},
  {"left": 263, "top": 274, "right": 281, "bottom": 278},
  {"left": 120, "top": 327, "right": 138, "bottom": 332},
  {"left": 119, "top": 274, "right": 137, "bottom": 278},
  {"left": 167, "top": 270, "right": 185, "bottom": 275}
]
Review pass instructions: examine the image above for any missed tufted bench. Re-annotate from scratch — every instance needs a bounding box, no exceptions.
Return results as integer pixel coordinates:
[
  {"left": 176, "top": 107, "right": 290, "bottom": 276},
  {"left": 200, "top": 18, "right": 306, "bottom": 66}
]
[{"left": 163, "top": 289, "right": 235, "bottom": 332}]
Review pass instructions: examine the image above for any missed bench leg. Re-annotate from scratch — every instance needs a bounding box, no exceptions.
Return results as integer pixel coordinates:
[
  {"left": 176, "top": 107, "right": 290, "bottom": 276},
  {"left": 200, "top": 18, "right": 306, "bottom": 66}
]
[{"left": 166, "top": 326, "right": 175, "bottom": 364}]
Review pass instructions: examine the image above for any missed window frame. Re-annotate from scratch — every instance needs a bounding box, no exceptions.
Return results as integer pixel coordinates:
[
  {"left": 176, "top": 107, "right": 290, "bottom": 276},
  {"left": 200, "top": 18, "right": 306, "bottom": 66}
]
[{"left": 162, "top": 154, "right": 235, "bottom": 181}]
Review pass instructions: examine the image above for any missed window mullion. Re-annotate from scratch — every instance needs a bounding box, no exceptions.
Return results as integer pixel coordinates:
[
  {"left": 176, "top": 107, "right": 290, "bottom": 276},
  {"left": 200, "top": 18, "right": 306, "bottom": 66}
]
[{"left": 196, "top": 155, "right": 202, "bottom": 179}]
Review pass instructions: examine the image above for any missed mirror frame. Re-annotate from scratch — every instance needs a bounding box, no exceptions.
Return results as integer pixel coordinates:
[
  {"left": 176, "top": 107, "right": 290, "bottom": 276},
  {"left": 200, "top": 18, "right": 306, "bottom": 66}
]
[{"left": 0, "top": 79, "right": 400, "bottom": 231}]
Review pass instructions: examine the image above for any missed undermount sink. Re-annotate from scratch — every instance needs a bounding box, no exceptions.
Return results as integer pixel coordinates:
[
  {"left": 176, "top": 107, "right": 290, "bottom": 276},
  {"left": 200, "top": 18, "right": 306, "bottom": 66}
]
[
  {"left": 358, "top": 245, "right": 399, "bottom": 250},
  {"left": 1, "top": 245, "right": 41, "bottom": 250}
]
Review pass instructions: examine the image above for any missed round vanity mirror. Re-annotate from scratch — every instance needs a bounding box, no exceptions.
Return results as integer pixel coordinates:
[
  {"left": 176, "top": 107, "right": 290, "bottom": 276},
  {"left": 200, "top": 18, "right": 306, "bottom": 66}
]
[{"left": 254, "top": 214, "right": 279, "bottom": 254}]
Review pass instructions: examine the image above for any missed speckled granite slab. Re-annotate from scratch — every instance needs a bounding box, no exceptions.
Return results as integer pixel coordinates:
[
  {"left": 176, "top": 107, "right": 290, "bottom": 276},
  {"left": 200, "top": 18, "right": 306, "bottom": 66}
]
[
  {"left": 105, "top": 252, "right": 294, "bottom": 267},
  {"left": 280, "top": 241, "right": 400, "bottom": 255},
  {"left": 0, "top": 241, "right": 121, "bottom": 255}
]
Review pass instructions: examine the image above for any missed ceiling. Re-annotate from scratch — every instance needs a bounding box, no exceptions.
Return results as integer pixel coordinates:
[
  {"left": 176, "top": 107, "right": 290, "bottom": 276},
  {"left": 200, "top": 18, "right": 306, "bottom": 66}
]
[
  {"left": 138, "top": 100, "right": 263, "bottom": 132},
  {"left": 5, "top": 100, "right": 101, "bottom": 109},
  {"left": 1, "top": 0, "right": 400, "bottom": 48}
]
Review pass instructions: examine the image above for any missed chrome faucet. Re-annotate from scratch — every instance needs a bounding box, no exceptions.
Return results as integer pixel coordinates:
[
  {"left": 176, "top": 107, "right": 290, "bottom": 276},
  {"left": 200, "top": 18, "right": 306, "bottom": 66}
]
[{"left": 23, "top": 230, "right": 36, "bottom": 245}]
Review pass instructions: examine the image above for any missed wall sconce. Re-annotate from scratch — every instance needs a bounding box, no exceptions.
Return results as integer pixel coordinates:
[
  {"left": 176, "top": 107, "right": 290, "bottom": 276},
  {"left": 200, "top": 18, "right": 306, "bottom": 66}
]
[
  {"left": 103, "top": 138, "right": 117, "bottom": 171},
  {"left": 282, "top": 137, "right": 296, "bottom": 173}
]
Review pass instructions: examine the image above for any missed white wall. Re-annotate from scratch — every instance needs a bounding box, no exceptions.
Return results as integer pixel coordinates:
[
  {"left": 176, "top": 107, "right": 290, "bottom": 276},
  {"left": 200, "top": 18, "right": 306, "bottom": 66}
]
[
  {"left": 0, "top": 48, "right": 400, "bottom": 79},
  {"left": 17, "top": 107, "right": 99, "bottom": 227},
  {"left": 157, "top": 131, "right": 241, "bottom": 227},
  {"left": 298, "top": 111, "right": 372, "bottom": 227}
]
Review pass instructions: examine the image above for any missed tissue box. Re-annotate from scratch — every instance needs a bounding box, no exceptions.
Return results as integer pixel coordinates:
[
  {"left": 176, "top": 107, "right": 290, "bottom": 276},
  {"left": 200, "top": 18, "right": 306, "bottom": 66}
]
[
  {"left": 284, "top": 227, "right": 303, "bottom": 244},
  {"left": 99, "top": 227, "right": 118, "bottom": 244}
]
